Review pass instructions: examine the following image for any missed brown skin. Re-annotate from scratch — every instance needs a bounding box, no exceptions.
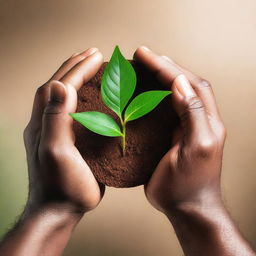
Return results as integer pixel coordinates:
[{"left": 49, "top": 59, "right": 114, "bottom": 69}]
[
  {"left": 0, "top": 48, "right": 105, "bottom": 256},
  {"left": 0, "top": 46, "right": 255, "bottom": 256},
  {"left": 134, "top": 46, "right": 255, "bottom": 256}
]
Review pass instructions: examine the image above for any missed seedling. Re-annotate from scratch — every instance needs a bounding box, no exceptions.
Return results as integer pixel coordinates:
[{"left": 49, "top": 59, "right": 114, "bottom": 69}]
[{"left": 70, "top": 46, "right": 172, "bottom": 155}]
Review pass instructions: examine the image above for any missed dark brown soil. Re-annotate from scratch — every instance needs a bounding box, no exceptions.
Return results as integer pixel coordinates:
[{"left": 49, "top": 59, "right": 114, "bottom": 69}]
[{"left": 73, "top": 61, "right": 179, "bottom": 188}]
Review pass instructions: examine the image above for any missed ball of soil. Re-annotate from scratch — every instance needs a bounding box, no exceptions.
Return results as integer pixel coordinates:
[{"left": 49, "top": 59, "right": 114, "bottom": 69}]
[{"left": 74, "top": 61, "right": 179, "bottom": 188}]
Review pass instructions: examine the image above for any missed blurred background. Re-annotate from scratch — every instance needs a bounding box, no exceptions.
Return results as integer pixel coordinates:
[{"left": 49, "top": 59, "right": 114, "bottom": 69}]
[{"left": 1, "top": 0, "right": 256, "bottom": 255}]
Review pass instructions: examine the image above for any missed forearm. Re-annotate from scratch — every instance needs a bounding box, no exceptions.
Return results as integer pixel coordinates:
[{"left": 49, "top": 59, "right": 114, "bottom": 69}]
[
  {"left": 166, "top": 201, "right": 255, "bottom": 256},
  {"left": 0, "top": 203, "right": 83, "bottom": 256}
]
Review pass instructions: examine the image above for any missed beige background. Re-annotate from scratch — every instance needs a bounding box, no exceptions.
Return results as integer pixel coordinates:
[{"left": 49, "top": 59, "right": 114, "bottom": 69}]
[{"left": 0, "top": 0, "right": 256, "bottom": 255}]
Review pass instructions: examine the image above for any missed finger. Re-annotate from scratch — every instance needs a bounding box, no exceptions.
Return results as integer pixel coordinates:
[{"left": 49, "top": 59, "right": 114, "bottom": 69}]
[
  {"left": 133, "top": 46, "right": 212, "bottom": 140},
  {"left": 60, "top": 51, "right": 103, "bottom": 90},
  {"left": 162, "top": 55, "right": 221, "bottom": 122},
  {"left": 133, "top": 46, "right": 182, "bottom": 88},
  {"left": 28, "top": 49, "right": 103, "bottom": 138},
  {"left": 134, "top": 46, "right": 225, "bottom": 141},
  {"left": 162, "top": 55, "right": 226, "bottom": 141},
  {"left": 27, "top": 48, "right": 99, "bottom": 133},
  {"left": 172, "top": 74, "right": 213, "bottom": 145},
  {"left": 41, "top": 49, "right": 104, "bottom": 146},
  {"left": 49, "top": 48, "right": 99, "bottom": 81},
  {"left": 40, "top": 80, "right": 75, "bottom": 147},
  {"left": 39, "top": 81, "right": 103, "bottom": 204},
  {"left": 27, "top": 83, "right": 50, "bottom": 135},
  {"left": 134, "top": 46, "right": 219, "bottom": 120}
]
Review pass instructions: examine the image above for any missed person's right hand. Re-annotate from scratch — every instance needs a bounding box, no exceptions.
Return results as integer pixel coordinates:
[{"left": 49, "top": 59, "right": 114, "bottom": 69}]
[
  {"left": 134, "top": 46, "right": 226, "bottom": 214},
  {"left": 0, "top": 48, "right": 107, "bottom": 256},
  {"left": 23, "top": 48, "right": 105, "bottom": 215}
]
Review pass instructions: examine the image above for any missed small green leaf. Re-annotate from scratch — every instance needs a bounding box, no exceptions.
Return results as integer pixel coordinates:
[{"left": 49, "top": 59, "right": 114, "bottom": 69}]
[
  {"left": 69, "top": 111, "right": 122, "bottom": 137},
  {"left": 124, "top": 90, "right": 172, "bottom": 122},
  {"left": 101, "top": 46, "right": 136, "bottom": 117}
]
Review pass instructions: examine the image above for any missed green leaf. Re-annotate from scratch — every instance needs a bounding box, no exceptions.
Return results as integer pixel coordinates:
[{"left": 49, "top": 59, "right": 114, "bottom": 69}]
[
  {"left": 124, "top": 90, "right": 172, "bottom": 122},
  {"left": 69, "top": 111, "right": 122, "bottom": 137},
  {"left": 101, "top": 45, "right": 136, "bottom": 117}
]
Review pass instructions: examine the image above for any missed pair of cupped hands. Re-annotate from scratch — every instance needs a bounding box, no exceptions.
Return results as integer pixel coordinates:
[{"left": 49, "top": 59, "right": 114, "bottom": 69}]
[{"left": 23, "top": 46, "right": 226, "bottom": 218}]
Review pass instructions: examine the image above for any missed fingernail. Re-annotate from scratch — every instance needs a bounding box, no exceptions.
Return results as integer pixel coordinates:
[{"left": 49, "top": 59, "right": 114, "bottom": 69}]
[
  {"left": 48, "top": 81, "right": 66, "bottom": 102},
  {"left": 175, "top": 74, "right": 196, "bottom": 97},
  {"left": 141, "top": 46, "right": 151, "bottom": 52}
]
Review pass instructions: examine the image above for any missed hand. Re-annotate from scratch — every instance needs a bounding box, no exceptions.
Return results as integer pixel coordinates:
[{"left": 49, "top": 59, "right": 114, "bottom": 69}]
[
  {"left": 134, "top": 47, "right": 256, "bottom": 256},
  {"left": 134, "top": 46, "right": 226, "bottom": 214},
  {"left": 0, "top": 48, "right": 106, "bottom": 256},
  {"left": 23, "top": 48, "right": 104, "bottom": 215}
]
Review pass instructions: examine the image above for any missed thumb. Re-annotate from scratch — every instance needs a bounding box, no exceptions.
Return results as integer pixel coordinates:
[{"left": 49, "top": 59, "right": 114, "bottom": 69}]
[
  {"left": 40, "top": 80, "right": 76, "bottom": 147},
  {"left": 172, "top": 75, "right": 212, "bottom": 145}
]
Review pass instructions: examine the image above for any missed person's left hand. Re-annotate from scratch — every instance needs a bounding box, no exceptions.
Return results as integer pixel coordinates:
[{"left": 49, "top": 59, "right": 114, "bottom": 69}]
[
  {"left": 133, "top": 46, "right": 226, "bottom": 214},
  {"left": 23, "top": 48, "right": 105, "bottom": 215}
]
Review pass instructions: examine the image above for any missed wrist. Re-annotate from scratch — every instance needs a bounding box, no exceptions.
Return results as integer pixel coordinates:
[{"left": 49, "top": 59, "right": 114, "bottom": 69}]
[
  {"left": 21, "top": 201, "right": 84, "bottom": 227},
  {"left": 0, "top": 203, "right": 84, "bottom": 255},
  {"left": 164, "top": 192, "right": 225, "bottom": 221},
  {"left": 164, "top": 197, "right": 256, "bottom": 256},
  {"left": 165, "top": 196, "right": 228, "bottom": 237}
]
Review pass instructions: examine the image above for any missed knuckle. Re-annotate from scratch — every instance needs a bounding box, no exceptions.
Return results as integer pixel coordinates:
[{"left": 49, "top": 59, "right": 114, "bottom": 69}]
[
  {"left": 23, "top": 123, "right": 39, "bottom": 151},
  {"left": 39, "top": 144, "right": 67, "bottom": 161},
  {"left": 218, "top": 125, "right": 227, "bottom": 141},
  {"left": 39, "top": 145, "right": 55, "bottom": 160},
  {"left": 198, "top": 79, "right": 211, "bottom": 88},
  {"left": 222, "top": 126, "right": 227, "bottom": 139},
  {"left": 193, "top": 78, "right": 212, "bottom": 89},
  {"left": 23, "top": 124, "right": 31, "bottom": 142},
  {"left": 186, "top": 96, "right": 204, "bottom": 111},
  {"left": 36, "top": 83, "right": 49, "bottom": 96},
  {"left": 194, "top": 137, "right": 217, "bottom": 158},
  {"left": 43, "top": 101, "right": 63, "bottom": 115},
  {"left": 23, "top": 122, "right": 41, "bottom": 143},
  {"left": 180, "top": 96, "right": 204, "bottom": 122}
]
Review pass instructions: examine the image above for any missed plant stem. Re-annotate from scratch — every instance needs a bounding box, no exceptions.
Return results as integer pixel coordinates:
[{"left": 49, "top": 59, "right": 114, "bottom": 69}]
[{"left": 120, "top": 118, "right": 126, "bottom": 156}]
